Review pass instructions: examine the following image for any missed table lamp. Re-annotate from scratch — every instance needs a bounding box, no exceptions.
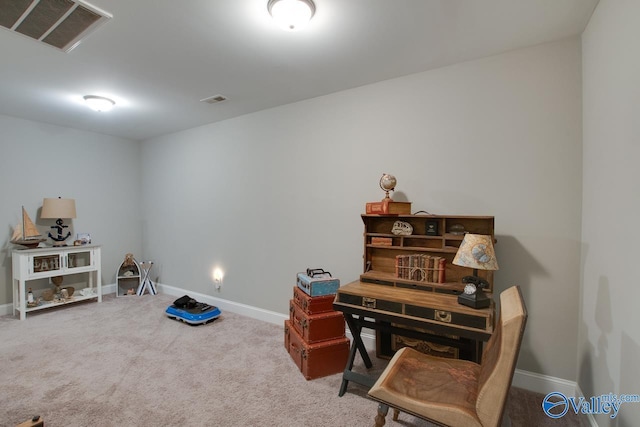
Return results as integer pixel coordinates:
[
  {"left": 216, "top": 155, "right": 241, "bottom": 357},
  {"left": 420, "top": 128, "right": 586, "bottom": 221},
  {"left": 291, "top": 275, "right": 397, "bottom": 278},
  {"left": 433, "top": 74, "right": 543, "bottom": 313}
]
[
  {"left": 41, "top": 197, "right": 76, "bottom": 246},
  {"left": 452, "top": 234, "right": 498, "bottom": 309}
]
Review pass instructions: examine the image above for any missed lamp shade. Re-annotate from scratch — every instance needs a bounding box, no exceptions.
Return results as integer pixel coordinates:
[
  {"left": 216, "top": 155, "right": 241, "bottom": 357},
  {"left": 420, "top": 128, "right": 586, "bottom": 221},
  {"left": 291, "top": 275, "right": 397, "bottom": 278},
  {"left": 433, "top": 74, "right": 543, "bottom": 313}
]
[
  {"left": 41, "top": 198, "right": 77, "bottom": 219},
  {"left": 452, "top": 234, "right": 499, "bottom": 271}
]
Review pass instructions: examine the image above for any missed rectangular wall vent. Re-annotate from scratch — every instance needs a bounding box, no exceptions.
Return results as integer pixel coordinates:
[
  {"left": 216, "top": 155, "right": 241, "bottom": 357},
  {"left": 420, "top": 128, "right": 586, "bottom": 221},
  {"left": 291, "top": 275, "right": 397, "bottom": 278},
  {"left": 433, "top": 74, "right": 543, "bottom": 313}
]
[
  {"left": 0, "top": 0, "right": 111, "bottom": 52},
  {"left": 200, "top": 94, "right": 228, "bottom": 104}
]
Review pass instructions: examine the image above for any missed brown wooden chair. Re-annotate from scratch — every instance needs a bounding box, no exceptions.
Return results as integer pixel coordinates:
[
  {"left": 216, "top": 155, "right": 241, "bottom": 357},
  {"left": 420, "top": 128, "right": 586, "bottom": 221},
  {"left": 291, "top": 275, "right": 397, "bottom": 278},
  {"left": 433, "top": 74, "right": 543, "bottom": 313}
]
[{"left": 368, "top": 285, "right": 527, "bottom": 427}]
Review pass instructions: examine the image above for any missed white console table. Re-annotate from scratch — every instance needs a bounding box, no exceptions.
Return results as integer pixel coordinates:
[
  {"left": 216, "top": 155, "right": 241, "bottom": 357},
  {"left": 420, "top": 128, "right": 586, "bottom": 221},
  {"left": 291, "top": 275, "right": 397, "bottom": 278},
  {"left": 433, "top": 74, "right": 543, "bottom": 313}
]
[{"left": 12, "top": 245, "right": 102, "bottom": 320}]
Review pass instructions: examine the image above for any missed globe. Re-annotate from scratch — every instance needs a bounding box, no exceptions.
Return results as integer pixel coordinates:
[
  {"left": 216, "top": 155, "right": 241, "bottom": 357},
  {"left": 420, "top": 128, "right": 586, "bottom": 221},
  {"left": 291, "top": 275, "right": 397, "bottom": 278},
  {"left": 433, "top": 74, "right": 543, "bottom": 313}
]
[{"left": 379, "top": 173, "right": 397, "bottom": 200}]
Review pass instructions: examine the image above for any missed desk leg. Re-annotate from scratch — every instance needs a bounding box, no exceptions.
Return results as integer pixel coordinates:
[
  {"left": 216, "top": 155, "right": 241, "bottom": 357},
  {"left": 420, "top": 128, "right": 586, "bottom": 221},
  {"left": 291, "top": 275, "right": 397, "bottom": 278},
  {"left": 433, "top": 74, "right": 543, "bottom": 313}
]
[
  {"left": 339, "top": 315, "right": 373, "bottom": 396},
  {"left": 346, "top": 314, "right": 372, "bottom": 367},
  {"left": 347, "top": 316, "right": 373, "bottom": 368},
  {"left": 459, "top": 338, "right": 483, "bottom": 363},
  {"left": 473, "top": 339, "right": 483, "bottom": 363}
]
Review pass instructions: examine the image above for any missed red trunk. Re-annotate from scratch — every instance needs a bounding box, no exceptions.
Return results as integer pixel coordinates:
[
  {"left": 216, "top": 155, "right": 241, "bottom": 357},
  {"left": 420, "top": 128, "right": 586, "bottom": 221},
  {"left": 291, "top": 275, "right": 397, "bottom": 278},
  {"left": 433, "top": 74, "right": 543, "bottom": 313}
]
[
  {"left": 292, "top": 286, "right": 335, "bottom": 315},
  {"left": 285, "top": 320, "right": 350, "bottom": 380}
]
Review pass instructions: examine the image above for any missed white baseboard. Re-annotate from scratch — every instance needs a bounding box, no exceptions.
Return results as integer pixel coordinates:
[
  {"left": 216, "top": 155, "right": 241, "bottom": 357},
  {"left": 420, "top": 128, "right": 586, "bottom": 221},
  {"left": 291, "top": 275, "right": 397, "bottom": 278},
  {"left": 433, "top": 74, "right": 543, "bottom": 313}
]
[
  {"left": 1, "top": 280, "right": 593, "bottom": 424},
  {"left": 512, "top": 368, "right": 577, "bottom": 396},
  {"left": 0, "top": 302, "right": 11, "bottom": 316}
]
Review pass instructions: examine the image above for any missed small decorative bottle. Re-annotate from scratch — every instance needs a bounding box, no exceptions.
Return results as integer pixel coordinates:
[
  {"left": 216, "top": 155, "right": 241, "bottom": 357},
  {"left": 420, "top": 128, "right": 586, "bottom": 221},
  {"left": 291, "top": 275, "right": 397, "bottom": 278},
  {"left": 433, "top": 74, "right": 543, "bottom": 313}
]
[{"left": 27, "top": 288, "right": 34, "bottom": 304}]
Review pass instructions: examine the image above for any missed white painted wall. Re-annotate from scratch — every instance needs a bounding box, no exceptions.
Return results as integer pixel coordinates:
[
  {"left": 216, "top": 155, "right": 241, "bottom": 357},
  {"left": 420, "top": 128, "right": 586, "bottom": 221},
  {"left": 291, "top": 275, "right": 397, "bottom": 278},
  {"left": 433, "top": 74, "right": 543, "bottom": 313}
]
[
  {"left": 141, "top": 38, "right": 583, "bottom": 381},
  {"left": 0, "top": 115, "right": 142, "bottom": 301},
  {"left": 580, "top": 0, "right": 640, "bottom": 424}
]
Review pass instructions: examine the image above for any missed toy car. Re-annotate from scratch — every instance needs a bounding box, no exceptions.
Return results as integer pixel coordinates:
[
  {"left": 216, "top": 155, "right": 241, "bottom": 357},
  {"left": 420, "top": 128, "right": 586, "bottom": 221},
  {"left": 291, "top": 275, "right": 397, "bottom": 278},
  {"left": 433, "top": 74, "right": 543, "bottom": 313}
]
[{"left": 165, "top": 295, "right": 221, "bottom": 325}]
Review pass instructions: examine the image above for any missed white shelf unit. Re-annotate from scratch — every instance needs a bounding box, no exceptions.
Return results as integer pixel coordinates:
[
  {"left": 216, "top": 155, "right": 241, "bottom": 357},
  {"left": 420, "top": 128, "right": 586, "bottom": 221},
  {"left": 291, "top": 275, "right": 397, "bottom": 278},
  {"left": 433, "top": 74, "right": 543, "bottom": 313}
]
[
  {"left": 116, "top": 257, "right": 141, "bottom": 297},
  {"left": 12, "top": 245, "right": 102, "bottom": 320}
]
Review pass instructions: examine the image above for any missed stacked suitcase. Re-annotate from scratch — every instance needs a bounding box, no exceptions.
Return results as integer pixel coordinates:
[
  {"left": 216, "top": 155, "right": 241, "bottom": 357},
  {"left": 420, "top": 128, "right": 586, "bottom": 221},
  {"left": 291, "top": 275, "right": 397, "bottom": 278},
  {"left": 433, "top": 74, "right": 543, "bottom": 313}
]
[{"left": 284, "top": 272, "right": 349, "bottom": 380}]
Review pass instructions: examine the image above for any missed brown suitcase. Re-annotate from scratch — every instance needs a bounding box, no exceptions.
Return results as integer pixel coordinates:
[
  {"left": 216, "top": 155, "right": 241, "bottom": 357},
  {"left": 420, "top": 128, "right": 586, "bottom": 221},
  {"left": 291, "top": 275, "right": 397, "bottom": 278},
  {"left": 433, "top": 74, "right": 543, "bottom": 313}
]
[
  {"left": 289, "top": 299, "right": 345, "bottom": 343},
  {"left": 284, "top": 319, "right": 291, "bottom": 351},
  {"left": 285, "top": 320, "right": 350, "bottom": 380},
  {"left": 292, "top": 286, "right": 335, "bottom": 315}
]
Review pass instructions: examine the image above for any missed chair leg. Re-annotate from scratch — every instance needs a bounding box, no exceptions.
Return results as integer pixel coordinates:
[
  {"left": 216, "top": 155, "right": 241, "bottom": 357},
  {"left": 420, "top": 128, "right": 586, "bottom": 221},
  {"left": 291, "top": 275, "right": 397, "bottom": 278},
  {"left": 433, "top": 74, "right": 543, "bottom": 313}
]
[
  {"left": 374, "top": 403, "right": 389, "bottom": 427},
  {"left": 392, "top": 408, "right": 400, "bottom": 421}
]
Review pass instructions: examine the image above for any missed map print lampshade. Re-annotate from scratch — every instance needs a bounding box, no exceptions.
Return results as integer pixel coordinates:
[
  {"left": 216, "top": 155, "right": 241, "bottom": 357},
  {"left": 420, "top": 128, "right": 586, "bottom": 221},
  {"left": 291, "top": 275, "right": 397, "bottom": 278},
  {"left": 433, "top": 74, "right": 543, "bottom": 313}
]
[{"left": 452, "top": 234, "right": 499, "bottom": 272}]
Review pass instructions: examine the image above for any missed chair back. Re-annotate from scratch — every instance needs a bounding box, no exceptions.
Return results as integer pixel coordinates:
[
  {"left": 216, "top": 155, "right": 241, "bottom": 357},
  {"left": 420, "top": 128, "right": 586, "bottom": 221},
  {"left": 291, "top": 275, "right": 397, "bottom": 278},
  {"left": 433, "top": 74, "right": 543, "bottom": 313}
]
[{"left": 475, "top": 286, "right": 528, "bottom": 427}]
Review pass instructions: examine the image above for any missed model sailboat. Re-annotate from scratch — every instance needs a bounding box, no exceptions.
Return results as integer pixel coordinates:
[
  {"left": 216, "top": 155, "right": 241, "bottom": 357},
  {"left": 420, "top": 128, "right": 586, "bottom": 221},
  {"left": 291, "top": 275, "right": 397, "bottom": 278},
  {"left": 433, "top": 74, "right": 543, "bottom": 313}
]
[{"left": 11, "top": 207, "right": 46, "bottom": 248}]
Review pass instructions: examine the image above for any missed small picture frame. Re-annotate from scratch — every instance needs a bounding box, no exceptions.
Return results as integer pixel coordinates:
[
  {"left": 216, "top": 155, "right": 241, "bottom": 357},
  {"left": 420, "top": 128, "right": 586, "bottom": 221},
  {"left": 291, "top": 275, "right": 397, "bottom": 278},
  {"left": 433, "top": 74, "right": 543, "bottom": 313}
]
[
  {"left": 76, "top": 233, "right": 91, "bottom": 245},
  {"left": 425, "top": 220, "right": 439, "bottom": 236}
]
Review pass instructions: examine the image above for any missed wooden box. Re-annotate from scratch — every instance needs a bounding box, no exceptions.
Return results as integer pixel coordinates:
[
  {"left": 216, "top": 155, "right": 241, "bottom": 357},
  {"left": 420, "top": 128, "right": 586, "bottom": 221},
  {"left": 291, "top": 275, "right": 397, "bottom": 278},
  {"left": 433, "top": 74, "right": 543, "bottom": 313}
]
[
  {"left": 376, "top": 324, "right": 461, "bottom": 360},
  {"left": 289, "top": 299, "right": 345, "bottom": 343},
  {"left": 371, "top": 237, "right": 393, "bottom": 246},
  {"left": 285, "top": 320, "right": 350, "bottom": 380},
  {"left": 292, "top": 286, "right": 335, "bottom": 315}
]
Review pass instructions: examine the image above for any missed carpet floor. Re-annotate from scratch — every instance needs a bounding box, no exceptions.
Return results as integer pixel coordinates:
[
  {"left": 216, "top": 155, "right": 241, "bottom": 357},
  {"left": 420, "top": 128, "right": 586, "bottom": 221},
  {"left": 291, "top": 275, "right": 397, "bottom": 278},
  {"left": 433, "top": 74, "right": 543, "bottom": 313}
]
[{"left": 0, "top": 294, "right": 588, "bottom": 426}]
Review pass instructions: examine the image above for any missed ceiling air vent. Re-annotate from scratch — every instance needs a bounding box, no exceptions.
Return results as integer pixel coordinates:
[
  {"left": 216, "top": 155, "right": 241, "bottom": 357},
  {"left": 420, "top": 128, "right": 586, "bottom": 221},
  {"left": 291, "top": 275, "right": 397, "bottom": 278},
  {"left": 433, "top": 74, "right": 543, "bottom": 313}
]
[
  {"left": 200, "top": 95, "right": 228, "bottom": 104},
  {"left": 0, "top": 0, "right": 112, "bottom": 52}
]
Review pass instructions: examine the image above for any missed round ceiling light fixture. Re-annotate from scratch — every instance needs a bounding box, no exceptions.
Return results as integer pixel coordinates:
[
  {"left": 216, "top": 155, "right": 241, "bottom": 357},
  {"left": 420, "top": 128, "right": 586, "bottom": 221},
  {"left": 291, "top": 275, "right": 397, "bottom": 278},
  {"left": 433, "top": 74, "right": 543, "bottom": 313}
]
[
  {"left": 83, "top": 95, "right": 115, "bottom": 112},
  {"left": 267, "top": 0, "right": 316, "bottom": 31}
]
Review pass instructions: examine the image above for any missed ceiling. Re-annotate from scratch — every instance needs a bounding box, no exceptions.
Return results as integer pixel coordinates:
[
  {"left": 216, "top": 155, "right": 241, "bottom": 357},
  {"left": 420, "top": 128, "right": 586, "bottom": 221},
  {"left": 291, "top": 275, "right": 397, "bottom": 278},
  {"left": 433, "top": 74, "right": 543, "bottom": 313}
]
[{"left": 0, "top": 0, "right": 599, "bottom": 141}]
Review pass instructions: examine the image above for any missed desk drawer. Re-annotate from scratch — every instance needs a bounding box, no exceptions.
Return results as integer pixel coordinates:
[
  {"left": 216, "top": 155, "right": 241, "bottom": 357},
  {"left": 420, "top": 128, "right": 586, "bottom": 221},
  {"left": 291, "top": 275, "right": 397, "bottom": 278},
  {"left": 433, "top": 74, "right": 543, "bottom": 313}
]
[
  {"left": 336, "top": 293, "right": 403, "bottom": 314},
  {"left": 405, "top": 305, "right": 489, "bottom": 330}
]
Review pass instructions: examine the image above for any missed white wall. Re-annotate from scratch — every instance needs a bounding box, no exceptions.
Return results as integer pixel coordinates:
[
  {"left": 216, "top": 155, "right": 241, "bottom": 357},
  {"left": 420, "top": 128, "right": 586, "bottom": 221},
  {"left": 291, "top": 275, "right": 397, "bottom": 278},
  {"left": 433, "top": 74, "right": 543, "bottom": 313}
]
[
  {"left": 581, "top": 0, "right": 640, "bottom": 424},
  {"left": 0, "top": 115, "right": 142, "bottom": 302},
  {"left": 141, "top": 38, "right": 583, "bottom": 381}
]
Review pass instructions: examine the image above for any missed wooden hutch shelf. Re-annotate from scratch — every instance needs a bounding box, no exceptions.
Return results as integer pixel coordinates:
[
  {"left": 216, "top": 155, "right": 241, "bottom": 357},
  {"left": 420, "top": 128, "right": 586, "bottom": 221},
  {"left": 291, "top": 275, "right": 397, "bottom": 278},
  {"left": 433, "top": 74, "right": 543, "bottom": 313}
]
[{"left": 361, "top": 214, "right": 495, "bottom": 295}]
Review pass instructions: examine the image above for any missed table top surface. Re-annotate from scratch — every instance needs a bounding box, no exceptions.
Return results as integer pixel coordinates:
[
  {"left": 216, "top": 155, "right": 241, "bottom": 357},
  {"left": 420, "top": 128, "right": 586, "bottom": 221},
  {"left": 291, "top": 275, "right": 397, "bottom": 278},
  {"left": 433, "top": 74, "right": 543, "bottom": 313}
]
[{"left": 12, "top": 244, "right": 101, "bottom": 253}]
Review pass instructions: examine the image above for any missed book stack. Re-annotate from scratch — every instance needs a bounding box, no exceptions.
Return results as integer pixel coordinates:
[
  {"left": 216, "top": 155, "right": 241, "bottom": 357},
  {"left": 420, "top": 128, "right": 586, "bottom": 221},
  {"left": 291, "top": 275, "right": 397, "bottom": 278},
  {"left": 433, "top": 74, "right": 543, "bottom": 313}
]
[
  {"left": 365, "top": 200, "right": 412, "bottom": 215},
  {"left": 395, "top": 254, "right": 446, "bottom": 283}
]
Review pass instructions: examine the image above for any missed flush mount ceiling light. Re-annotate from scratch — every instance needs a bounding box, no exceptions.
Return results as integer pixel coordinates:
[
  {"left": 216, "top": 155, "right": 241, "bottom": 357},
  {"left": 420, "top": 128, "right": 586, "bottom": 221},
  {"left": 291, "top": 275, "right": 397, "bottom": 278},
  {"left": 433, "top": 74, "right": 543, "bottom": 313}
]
[
  {"left": 267, "top": 0, "right": 315, "bottom": 31},
  {"left": 83, "top": 95, "right": 115, "bottom": 112}
]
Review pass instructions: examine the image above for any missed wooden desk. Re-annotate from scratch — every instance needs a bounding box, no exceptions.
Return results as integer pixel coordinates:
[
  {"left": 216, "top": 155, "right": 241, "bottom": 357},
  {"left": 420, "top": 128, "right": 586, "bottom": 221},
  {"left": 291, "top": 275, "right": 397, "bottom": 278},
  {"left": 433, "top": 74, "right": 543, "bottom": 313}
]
[{"left": 333, "top": 280, "right": 495, "bottom": 396}]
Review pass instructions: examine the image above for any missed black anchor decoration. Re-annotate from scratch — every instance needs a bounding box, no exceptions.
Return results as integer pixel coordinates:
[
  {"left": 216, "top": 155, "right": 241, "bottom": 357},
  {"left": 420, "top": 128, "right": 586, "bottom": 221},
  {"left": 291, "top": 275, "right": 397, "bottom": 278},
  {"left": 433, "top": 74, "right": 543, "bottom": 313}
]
[{"left": 49, "top": 218, "right": 71, "bottom": 243}]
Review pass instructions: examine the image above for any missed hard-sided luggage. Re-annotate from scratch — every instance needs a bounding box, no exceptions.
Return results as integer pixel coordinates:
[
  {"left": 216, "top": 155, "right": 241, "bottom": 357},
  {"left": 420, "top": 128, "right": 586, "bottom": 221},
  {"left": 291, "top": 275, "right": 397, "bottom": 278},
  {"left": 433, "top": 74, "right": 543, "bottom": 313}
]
[
  {"left": 296, "top": 270, "right": 340, "bottom": 297},
  {"left": 292, "top": 286, "right": 335, "bottom": 315},
  {"left": 284, "top": 320, "right": 349, "bottom": 380},
  {"left": 289, "top": 299, "right": 345, "bottom": 343}
]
